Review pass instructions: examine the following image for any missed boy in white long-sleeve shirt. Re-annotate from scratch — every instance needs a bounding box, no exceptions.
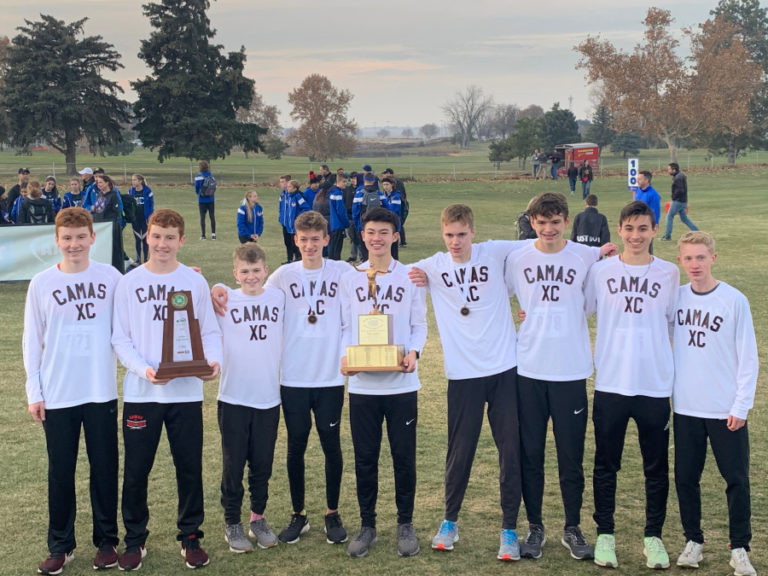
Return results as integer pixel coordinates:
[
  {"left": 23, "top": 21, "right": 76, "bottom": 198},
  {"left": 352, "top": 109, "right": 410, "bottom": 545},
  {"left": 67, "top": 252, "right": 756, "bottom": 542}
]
[
  {"left": 24, "top": 208, "right": 122, "bottom": 575},
  {"left": 671, "top": 231, "right": 758, "bottom": 576},
  {"left": 340, "top": 207, "right": 427, "bottom": 559},
  {"left": 584, "top": 201, "right": 679, "bottom": 570},
  {"left": 112, "top": 209, "right": 222, "bottom": 571}
]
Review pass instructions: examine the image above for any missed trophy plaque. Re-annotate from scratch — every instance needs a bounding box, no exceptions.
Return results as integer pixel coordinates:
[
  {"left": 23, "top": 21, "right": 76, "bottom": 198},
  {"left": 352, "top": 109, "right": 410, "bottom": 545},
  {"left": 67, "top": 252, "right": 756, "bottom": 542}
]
[
  {"left": 346, "top": 267, "right": 405, "bottom": 372},
  {"left": 155, "top": 291, "right": 214, "bottom": 380}
]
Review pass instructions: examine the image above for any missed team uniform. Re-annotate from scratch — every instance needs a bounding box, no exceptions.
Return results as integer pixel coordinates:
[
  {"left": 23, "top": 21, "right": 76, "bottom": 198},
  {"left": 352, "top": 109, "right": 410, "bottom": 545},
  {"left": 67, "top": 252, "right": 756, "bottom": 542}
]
[
  {"left": 585, "top": 256, "right": 679, "bottom": 538},
  {"left": 327, "top": 186, "right": 350, "bottom": 260},
  {"left": 506, "top": 241, "right": 600, "bottom": 531},
  {"left": 672, "top": 282, "right": 758, "bottom": 551},
  {"left": 415, "top": 241, "right": 524, "bottom": 531},
  {"left": 341, "top": 260, "right": 427, "bottom": 529},
  {"left": 278, "top": 190, "right": 309, "bottom": 262},
  {"left": 112, "top": 264, "right": 222, "bottom": 550},
  {"left": 23, "top": 261, "right": 122, "bottom": 558},
  {"left": 129, "top": 185, "right": 154, "bottom": 263},
  {"left": 236, "top": 202, "right": 264, "bottom": 244},
  {"left": 265, "top": 259, "right": 349, "bottom": 520},
  {"left": 215, "top": 286, "right": 285, "bottom": 526}
]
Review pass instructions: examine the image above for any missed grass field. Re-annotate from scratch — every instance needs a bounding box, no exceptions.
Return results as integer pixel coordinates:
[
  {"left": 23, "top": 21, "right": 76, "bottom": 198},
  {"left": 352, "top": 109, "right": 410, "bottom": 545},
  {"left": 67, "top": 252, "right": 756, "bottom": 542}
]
[{"left": 1, "top": 165, "right": 766, "bottom": 575}]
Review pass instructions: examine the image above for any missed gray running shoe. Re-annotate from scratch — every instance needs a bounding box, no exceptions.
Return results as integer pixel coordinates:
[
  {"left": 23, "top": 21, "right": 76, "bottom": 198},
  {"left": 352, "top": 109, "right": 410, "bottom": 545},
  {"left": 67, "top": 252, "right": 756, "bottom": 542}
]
[
  {"left": 562, "top": 525, "right": 594, "bottom": 560},
  {"left": 249, "top": 518, "right": 278, "bottom": 549},
  {"left": 225, "top": 523, "right": 253, "bottom": 553},
  {"left": 397, "top": 523, "right": 420, "bottom": 557},
  {"left": 431, "top": 520, "right": 459, "bottom": 551},
  {"left": 497, "top": 529, "right": 521, "bottom": 561},
  {"left": 346, "top": 526, "right": 377, "bottom": 558},
  {"left": 520, "top": 523, "right": 546, "bottom": 559},
  {"left": 676, "top": 540, "right": 703, "bottom": 568}
]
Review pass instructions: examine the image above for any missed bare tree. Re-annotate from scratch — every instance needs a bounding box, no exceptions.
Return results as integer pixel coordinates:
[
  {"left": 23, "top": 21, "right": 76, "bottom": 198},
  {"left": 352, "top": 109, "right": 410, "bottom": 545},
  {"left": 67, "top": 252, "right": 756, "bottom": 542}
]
[
  {"left": 376, "top": 128, "right": 390, "bottom": 139},
  {"left": 288, "top": 74, "right": 357, "bottom": 161},
  {"left": 518, "top": 104, "right": 544, "bottom": 120},
  {"left": 419, "top": 123, "right": 439, "bottom": 140},
  {"left": 489, "top": 104, "right": 519, "bottom": 139},
  {"left": 401, "top": 127, "right": 414, "bottom": 138},
  {"left": 442, "top": 85, "right": 494, "bottom": 148}
]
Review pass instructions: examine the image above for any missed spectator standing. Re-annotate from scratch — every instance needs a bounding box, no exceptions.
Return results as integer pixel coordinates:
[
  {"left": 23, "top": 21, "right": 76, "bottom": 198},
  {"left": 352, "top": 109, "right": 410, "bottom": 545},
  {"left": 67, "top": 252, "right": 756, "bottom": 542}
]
[
  {"left": 20, "top": 180, "right": 54, "bottom": 225},
  {"left": 42, "top": 177, "right": 62, "bottom": 215},
  {"left": 343, "top": 172, "right": 362, "bottom": 262},
  {"left": 579, "top": 161, "right": 594, "bottom": 200},
  {"left": 661, "top": 162, "right": 698, "bottom": 241},
  {"left": 237, "top": 190, "right": 264, "bottom": 244},
  {"left": 129, "top": 174, "right": 154, "bottom": 264},
  {"left": 570, "top": 195, "right": 610, "bottom": 247},
  {"left": 567, "top": 163, "right": 579, "bottom": 196},
  {"left": 278, "top": 178, "right": 310, "bottom": 263},
  {"left": 328, "top": 179, "right": 350, "bottom": 260},
  {"left": 383, "top": 168, "right": 409, "bottom": 247},
  {"left": 7, "top": 167, "right": 30, "bottom": 212},
  {"left": 194, "top": 160, "right": 217, "bottom": 240},
  {"left": 531, "top": 150, "right": 541, "bottom": 179},
  {"left": 63, "top": 177, "right": 86, "bottom": 208}
]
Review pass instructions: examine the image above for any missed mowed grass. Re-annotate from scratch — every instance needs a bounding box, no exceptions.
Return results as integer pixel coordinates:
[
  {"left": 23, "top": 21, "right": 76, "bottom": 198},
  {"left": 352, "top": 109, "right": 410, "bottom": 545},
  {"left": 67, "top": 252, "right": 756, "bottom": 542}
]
[{"left": 0, "top": 168, "right": 766, "bottom": 575}]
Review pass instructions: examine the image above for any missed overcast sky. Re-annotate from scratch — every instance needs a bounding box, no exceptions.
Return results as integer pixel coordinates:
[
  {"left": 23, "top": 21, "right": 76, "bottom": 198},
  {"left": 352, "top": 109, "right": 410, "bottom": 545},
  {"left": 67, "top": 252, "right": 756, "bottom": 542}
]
[{"left": 1, "top": 0, "right": 715, "bottom": 129}]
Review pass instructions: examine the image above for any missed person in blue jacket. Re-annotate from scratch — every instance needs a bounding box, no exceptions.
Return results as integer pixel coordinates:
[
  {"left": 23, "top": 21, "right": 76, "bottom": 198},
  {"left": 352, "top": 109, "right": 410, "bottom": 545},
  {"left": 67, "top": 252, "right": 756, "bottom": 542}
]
[
  {"left": 381, "top": 176, "right": 402, "bottom": 260},
  {"left": 195, "top": 160, "right": 216, "bottom": 240},
  {"left": 237, "top": 190, "right": 264, "bottom": 244},
  {"left": 279, "top": 179, "right": 309, "bottom": 263},
  {"left": 129, "top": 173, "right": 154, "bottom": 263},
  {"left": 634, "top": 170, "right": 661, "bottom": 254},
  {"left": 327, "top": 181, "right": 350, "bottom": 260},
  {"left": 63, "top": 177, "right": 86, "bottom": 208}
]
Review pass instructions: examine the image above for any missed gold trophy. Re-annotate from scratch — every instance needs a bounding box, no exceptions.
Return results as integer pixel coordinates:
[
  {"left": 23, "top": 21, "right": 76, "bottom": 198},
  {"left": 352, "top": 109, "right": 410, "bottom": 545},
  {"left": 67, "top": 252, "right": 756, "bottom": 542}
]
[{"left": 346, "top": 267, "right": 405, "bottom": 371}]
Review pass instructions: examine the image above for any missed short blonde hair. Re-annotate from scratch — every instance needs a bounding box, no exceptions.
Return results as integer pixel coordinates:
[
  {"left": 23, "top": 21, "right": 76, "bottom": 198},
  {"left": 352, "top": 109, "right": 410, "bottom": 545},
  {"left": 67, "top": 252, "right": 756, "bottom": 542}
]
[
  {"left": 678, "top": 231, "right": 715, "bottom": 254},
  {"left": 441, "top": 204, "right": 474, "bottom": 229}
]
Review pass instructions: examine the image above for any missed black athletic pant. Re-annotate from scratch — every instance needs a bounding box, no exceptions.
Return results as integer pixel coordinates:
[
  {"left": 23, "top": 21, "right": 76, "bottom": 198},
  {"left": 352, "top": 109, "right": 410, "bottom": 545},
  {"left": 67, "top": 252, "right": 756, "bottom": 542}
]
[
  {"left": 518, "top": 376, "right": 587, "bottom": 528},
  {"left": 592, "top": 391, "right": 670, "bottom": 537},
  {"left": 122, "top": 402, "right": 205, "bottom": 548},
  {"left": 349, "top": 391, "right": 417, "bottom": 528},
  {"left": 198, "top": 202, "right": 215, "bottom": 236},
  {"left": 328, "top": 229, "right": 345, "bottom": 260},
  {"left": 674, "top": 413, "right": 751, "bottom": 550},
  {"left": 281, "top": 386, "right": 344, "bottom": 513},
  {"left": 43, "top": 400, "right": 119, "bottom": 554},
  {"left": 399, "top": 226, "right": 407, "bottom": 245},
  {"left": 132, "top": 221, "right": 148, "bottom": 262},
  {"left": 282, "top": 226, "right": 300, "bottom": 262},
  {"left": 218, "top": 401, "right": 280, "bottom": 525},
  {"left": 110, "top": 221, "right": 124, "bottom": 272},
  {"left": 444, "top": 368, "right": 521, "bottom": 529}
]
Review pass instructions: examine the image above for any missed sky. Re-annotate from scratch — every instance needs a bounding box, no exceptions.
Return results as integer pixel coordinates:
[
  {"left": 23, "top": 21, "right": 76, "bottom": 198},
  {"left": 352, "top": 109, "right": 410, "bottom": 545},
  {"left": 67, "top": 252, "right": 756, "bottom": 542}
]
[{"left": 0, "top": 0, "right": 716, "bottom": 130}]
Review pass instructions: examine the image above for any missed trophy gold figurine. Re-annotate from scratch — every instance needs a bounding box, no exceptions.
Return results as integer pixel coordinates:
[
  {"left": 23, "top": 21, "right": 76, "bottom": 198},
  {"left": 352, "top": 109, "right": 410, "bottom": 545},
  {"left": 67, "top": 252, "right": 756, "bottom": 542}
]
[{"left": 346, "top": 267, "right": 405, "bottom": 371}]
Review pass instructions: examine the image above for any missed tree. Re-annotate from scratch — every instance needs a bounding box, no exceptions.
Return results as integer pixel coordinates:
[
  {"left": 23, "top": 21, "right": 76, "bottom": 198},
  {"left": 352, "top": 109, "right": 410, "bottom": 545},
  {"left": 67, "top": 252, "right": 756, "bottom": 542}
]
[
  {"left": 489, "top": 104, "right": 519, "bottom": 139},
  {"left": 401, "top": 127, "right": 414, "bottom": 138},
  {"left": 419, "top": 123, "right": 438, "bottom": 140},
  {"left": 442, "top": 85, "right": 494, "bottom": 148},
  {"left": 688, "top": 16, "right": 763, "bottom": 162},
  {"left": 0, "top": 16, "right": 129, "bottom": 173},
  {"left": 518, "top": 104, "right": 544, "bottom": 119},
  {"left": 376, "top": 128, "right": 390, "bottom": 139},
  {"left": 610, "top": 132, "right": 643, "bottom": 158},
  {"left": 708, "top": 0, "right": 768, "bottom": 158},
  {"left": 583, "top": 103, "right": 615, "bottom": 152},
  {"left": 288, "top": 74, "right": 357, "bottom": 161},
  {"left": 509, "top": 117, "right": 541, "bottom": 167},
  {"left": 132, "top": 0, "right": 264, "bottom": 162},
  {"left": 539, "top": 103, "right": 580, "bottom": 151},
  {"left": 575, "top": 8, "right": 762, "bottom": 163},
  {"left": 0, "top": 36, "right": 9, "bottom": 146},
  {"left": 236, "top": 86, "right": 284, "bottom": 158}
]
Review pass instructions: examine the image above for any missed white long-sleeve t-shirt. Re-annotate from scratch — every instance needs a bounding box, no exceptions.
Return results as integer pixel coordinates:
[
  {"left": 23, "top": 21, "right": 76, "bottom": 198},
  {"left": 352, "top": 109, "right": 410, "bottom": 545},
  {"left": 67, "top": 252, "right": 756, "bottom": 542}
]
[
  {"left": 415, "top": 240, "right": 524, "bottom": 380},
  {"left": 672, "top": 282, "right": 758, "bottom": 420},
  {"left": 341, "top": 260, "right": 427, "bottom": 395},
  {"left": 23, "top": 261, "right": 121, "bottom": 409},
  {"left": 585, "top": 256, "right": 679, "bottom": 397},
  {"left": 112, "top": 264, "right": 223, "bottom": 403}
]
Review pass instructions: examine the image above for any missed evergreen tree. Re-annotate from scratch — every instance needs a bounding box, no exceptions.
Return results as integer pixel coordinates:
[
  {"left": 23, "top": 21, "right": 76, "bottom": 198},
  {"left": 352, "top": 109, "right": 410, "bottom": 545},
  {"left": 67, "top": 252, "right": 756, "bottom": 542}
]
[
  {"left": 132, "top": 0, "right": 264, "bottom": 162},
  {"left": 584, "top": 103, "right": 615, "bottom": 152},
  {"left": 539, "top": 103, "right": 580, "bottom": 151},
  {"left": 0, "top": 16, "right": 129, "bottom": 174}
]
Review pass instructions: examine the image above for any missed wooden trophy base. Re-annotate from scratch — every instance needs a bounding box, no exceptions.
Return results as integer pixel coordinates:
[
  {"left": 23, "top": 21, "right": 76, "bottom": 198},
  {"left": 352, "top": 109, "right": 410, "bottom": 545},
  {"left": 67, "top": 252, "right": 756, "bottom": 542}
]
[
  {"left": 155, "top": 359, "right": 214, "bottom": 380},
  {"left": 346, "top": 344, "right": 405, "bottom": 372}
]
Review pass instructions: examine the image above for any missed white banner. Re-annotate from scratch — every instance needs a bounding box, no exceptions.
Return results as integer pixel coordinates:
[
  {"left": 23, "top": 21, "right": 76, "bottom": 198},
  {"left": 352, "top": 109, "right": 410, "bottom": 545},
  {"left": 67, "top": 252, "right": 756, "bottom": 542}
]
[{"left": 0, "top": 222, "right": 113, "bottom": 282}]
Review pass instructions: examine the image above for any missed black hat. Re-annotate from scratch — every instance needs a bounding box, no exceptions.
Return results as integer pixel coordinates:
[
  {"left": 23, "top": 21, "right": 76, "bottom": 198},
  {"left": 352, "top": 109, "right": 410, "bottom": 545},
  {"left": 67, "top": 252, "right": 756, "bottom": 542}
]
[
  {"left": 383, "top": 168, "right": 394, "bottom": 174},
  {"left": 18, "top": 167, "right": 30, "bottom": 174}
]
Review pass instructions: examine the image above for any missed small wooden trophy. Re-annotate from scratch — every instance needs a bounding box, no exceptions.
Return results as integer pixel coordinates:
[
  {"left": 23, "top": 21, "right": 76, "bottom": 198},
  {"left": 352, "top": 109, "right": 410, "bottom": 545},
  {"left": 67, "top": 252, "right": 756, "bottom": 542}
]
[{"left": 155, "top": 290, "right": 214, "bottom": 380}]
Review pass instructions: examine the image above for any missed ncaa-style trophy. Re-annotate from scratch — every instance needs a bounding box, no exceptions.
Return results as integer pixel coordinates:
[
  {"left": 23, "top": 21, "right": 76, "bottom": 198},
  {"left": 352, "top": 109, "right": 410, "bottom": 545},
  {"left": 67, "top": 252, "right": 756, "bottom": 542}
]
[
  {"left": 346, "top": 267, "right": 405, "bottom": 371},
  {"left": 155, "top": 291, "right": 214, "bottom": 380}
]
